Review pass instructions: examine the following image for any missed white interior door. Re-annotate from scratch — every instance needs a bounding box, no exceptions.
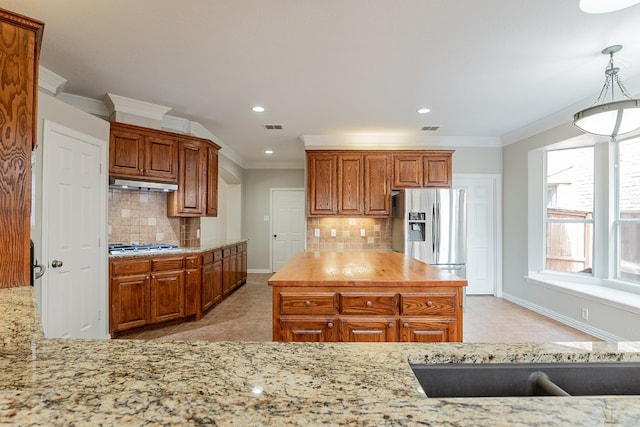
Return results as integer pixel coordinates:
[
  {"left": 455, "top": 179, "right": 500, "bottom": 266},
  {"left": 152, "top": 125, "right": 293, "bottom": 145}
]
[
  {"left": 453, "top": 174, "right": 500, "bottom": 295},
  {"left": 41, "top": 120, "right": 107, "bottom": 338},
  {"left": 271, "top": 189, "right": 305, "bottom": 272}
]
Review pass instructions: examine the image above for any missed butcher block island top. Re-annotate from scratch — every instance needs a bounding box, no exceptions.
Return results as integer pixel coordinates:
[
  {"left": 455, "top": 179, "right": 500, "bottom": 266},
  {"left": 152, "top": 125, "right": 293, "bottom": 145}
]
[
  {"left": 269, "top": 251, "right": 467, "bottom": 342},
  {"left": 268, "top": 251, "right": 467, "bottom": 287}
]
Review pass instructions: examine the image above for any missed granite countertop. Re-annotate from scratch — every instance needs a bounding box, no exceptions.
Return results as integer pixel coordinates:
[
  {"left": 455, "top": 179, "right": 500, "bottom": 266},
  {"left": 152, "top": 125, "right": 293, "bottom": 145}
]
[
  {"left": 108, "top": 239, "right": 248, "bottom": 258},
  {"left": 2, "top": 287, "right": 640, "bottom": 425}
]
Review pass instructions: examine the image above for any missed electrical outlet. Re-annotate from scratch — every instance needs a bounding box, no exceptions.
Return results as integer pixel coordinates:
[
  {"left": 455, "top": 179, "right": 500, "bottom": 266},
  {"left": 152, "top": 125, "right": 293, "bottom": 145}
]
[
  {"left": 314, "top": 228, "right": 320, "bottom": 237},
  {"left": 360, "top": 228, "right": 366, "bottom": 237},
  {"left": 330, "top": 229, "right": 337, "bottom": 237},
  {"left": 581, "top": 307, "right": 589, "bottom": 321}
]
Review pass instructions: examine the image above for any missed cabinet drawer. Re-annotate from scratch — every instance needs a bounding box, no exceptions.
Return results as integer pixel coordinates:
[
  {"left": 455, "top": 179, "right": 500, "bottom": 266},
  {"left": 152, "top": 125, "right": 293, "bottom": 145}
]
[
  {"left": 151, "top": 257, "right": 185, "bottom": 272},
  {"left": 400, "top": 293, "right": 456, "bottom": 316},
  {"left": 213, "top": 249, "right": 223, "bottom": 262},
  {"left": 231, "top": 245, "right": 237, "bottom": 255},
  {"left": 111, "top": 259, "right": 150, "bottom": 276},
  {"left": 223, "top": 247, "right": 232, "bottom": 258},
  {"left": 185, "top": 255, "right": 201, "bottom": 269},
  {"left": 279, "top": 293, "right": 337, "bottom": 315},
  {"left": 339, "top": 293, "right": 396, "bottom": 315},
  {"left": 202, "top": 251, "right": 214, "bottom": 265}
]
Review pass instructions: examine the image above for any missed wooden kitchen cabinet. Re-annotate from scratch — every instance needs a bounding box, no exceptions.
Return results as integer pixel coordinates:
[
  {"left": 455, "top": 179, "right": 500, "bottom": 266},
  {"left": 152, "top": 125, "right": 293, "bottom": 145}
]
[
  {"left": 392, "top": 151, "right": 453, "bottom": 189},
  {"left": 307, "top": 152, "right": 338, "bottom": 216},
  {"left": 201, "top": 249, "right": 223, "bottom": 313},
  {"left": 273, "top": 286, "right": 462, "bottom": 342},
  {"left": 337, "top": 153, "right": 363, "bottom": 215},
  {"left": 109, "top": 122, "right": 178, "bottom": 183},
  {"left": 0, "top": 10, "right": 44, "bottom": 288},
  {"left": 184, "top": 255, "right": 201, "bottom": 319},
  {"left": 279, "top": 318, "right": 339, "bottom": 342},
  {"left": 307, "top": 151, "right": 391, "bottom": 217},
  {"left": 363, "top": 153, "right": 392, "bottom": 216},
  {"left": 109, "top": 258, "right": 151, "bottom": 333},
  {"left": 149, "top": 257, "right": 185, "bottom": 324},
  {"left": 206, "top": 144, "right": 219, "bottom": 216},
  {"left": 167, "top": 139, "right": 207, "bottom": 216}
]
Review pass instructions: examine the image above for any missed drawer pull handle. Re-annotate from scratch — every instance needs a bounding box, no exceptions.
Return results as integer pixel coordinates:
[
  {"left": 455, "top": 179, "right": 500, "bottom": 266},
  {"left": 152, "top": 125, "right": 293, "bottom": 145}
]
[
  {"left": 304, "top": 301, "right": 311, "bottom": 307},
  {"left": 366, "top": 301, "right": 372, "bottom": 307},
  {"left": 327, "top": 322, "right": 334, "bottom": 329},
  {"left": 403, "top": 323, "right": 409, "bottom": 328},
  {"left": 426, "top": 301, "right": 433, "bottom": 307},
  {"left": 388, "top": 322, "right": 394, "bottom": 328}
]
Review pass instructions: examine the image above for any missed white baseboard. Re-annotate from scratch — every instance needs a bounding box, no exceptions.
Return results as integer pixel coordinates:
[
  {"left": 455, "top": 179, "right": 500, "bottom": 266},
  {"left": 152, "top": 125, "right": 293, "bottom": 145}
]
[
  {"left": 501, "top": 292, "right": 625, "bottom": 342},
  {"left": 248, "top": 269, "right": 272, "bottom": 274}
]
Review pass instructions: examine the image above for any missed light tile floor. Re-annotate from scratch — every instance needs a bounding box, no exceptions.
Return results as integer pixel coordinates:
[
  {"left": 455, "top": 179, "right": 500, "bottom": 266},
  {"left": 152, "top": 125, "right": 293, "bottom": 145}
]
[{"left": 120, "top": 273, "right": 599, "bottom": 343}]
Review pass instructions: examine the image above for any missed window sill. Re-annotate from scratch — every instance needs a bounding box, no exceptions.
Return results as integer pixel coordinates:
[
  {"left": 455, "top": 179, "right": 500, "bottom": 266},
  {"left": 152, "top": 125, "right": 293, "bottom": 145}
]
[{"left": 525, "top": 272, "right": 640, "bottom": 314}]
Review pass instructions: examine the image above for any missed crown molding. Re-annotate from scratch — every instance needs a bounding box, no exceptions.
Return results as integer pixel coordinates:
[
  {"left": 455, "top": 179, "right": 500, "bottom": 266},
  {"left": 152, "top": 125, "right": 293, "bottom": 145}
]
[
  {"left": 103, "top": 93, "right": 172, "bottom": 120},
  {"left": 56, "top": 92, "right": 110, "bottom": 117},
  {"left": 301, "top": 134, "right": 502, "bottom": 149},
  {"left": 38, "top": 66, "right": 67, "bottom": 96}
]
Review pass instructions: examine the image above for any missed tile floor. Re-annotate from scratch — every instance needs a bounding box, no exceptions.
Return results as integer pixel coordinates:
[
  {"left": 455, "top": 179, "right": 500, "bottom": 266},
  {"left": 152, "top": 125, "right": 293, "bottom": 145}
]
[{"left": 119, "top": 273, "right": 599, "bottom": 343}]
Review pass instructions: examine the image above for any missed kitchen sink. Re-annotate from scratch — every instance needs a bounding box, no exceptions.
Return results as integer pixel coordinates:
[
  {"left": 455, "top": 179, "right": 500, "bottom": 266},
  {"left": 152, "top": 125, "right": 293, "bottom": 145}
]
[{"left": 411, "top": 362, "right": 640, "bottom": 398}]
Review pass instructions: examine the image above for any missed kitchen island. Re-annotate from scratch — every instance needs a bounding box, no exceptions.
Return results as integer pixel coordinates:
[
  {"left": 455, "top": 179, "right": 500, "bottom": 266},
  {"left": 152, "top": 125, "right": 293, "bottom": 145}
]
[
  {"left": 269, "top": 251, "right": 467, "bottom": 342},
  {"left": 3, "top": 286, "right": 640, "bottom": 425}
]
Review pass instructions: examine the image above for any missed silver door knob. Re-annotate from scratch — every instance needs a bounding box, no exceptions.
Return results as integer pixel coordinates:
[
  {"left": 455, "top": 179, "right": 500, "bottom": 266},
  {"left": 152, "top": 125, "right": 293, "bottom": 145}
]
[{"left": 51, "top": 260, "right": 63, "bottom": 268}]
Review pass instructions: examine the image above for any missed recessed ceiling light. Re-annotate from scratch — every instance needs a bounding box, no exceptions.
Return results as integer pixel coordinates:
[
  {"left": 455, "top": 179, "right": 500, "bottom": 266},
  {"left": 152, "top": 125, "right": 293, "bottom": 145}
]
[
  {"left": 252, "top": 105, "right": 265, "bottom": 112},
  {"left": 264, "top": 149, "right": 273, "bottom": 155},
  {"left": 416, "top": 108, "right": 431, "bottom": 114},
  {"left": 579, "top": 0, "right": 640, "bottom": 13}
]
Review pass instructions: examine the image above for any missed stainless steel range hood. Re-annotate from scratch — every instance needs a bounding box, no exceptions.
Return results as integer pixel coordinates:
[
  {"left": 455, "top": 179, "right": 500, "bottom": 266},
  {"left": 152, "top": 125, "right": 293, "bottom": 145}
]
[{"left": 109, "top": 177, "right": 178, "bottom": 192}]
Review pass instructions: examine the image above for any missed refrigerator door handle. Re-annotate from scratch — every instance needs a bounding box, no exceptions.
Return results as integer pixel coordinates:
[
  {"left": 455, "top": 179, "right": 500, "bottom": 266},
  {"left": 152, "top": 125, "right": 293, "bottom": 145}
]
[{"left": 431, "top": 205, "right": 436, "bottom": 253}]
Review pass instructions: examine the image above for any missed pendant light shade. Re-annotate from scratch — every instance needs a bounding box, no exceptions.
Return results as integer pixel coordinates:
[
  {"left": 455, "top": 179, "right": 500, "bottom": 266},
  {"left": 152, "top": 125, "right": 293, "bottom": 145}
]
[{"left": 573, "top": 45, "right": 640, "bottom": 138}]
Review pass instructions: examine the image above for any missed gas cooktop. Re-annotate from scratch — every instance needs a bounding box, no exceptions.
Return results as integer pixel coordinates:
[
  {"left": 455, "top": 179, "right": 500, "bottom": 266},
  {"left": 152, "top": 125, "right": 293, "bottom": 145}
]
[{"left": 108, "top": 243, "right": 180, "bottom": 254}]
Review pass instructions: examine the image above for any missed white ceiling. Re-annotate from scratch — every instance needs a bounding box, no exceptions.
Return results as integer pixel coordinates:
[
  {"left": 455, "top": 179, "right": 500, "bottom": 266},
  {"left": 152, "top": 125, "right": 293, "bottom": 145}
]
[{"left": 3, "top": 0, "right": 640, "bottom": 168}]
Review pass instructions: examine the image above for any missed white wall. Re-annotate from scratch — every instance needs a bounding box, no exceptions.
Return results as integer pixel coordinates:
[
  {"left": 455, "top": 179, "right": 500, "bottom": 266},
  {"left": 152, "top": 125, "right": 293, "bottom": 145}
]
[{"left": 503, "top": 121, "right": 640, "bottom": 340}]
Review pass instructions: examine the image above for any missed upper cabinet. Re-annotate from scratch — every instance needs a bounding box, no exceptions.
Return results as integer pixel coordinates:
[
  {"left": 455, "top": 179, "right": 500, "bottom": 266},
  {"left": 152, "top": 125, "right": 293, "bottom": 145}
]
[
  {"left": 109, "top": 122, "right": 178, "bottom": 183},
  {"left": 307, "top": 151, "right": 391, "bottom": 217},
  {"left": 307, "top": 152, "right": 338, "bottom": 216},
  {"left": 108, "top": 122, "right": 220, "bottom": 217},
  {"left": 392, "top": 151, "right": 453, "bottom": 189},
  {"left": 307, "top": 150, "right": 453, "bottom": 218},
  {"left": 0, "top": 9, "right": 44, "bottom": 288}
]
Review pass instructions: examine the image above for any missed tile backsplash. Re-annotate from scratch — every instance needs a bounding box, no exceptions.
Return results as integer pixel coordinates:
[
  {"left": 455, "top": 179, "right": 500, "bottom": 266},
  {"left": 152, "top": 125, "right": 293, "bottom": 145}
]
[
  {"left": 306, "top": 217, "right": 392, "bottom": 252},
  {"left": 108, "top": 189, "right": 201, "bottom": 246}
]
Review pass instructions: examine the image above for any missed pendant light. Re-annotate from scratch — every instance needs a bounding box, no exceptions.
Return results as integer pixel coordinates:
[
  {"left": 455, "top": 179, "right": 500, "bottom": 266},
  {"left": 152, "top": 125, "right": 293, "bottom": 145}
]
[{"left": 573, "top": 45, "right": 640, "bottom": 139}]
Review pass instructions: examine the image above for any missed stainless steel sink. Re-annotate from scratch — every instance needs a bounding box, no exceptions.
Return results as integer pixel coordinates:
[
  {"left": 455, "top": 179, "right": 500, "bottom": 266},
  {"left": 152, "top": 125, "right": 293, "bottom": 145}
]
[{"left": 411, "top": 362, "right": 640, "bottom": 397}]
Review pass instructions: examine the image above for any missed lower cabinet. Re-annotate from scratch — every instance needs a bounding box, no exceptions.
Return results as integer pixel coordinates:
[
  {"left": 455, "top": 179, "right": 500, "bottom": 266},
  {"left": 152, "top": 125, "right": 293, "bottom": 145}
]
[
  {"left": 272, "top": 287, "right": 462, "bottom": 342},
  {"left": 109, "top": 242, "right": 247, "bottom": 336},
  {"left": 279, "top": 318, "right": 338, "bottom": 342},
  {"left": 110, "top": 258, "right": 150, "bottom": 333}
]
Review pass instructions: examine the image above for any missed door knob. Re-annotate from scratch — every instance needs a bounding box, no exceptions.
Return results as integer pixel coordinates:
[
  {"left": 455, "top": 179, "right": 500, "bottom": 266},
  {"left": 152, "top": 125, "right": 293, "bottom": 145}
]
[{"left": 51, "top": 260, "right": 63, "bottom": 268}]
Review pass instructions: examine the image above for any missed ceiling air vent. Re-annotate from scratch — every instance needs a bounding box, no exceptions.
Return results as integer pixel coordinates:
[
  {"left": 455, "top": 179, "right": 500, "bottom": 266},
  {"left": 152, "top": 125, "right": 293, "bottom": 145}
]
[
  {"left": 264, "top": 124, "right": 284, "bottom": 130},
  {"left": 421, "top": 126, "right": 440, "bottom": 131}
]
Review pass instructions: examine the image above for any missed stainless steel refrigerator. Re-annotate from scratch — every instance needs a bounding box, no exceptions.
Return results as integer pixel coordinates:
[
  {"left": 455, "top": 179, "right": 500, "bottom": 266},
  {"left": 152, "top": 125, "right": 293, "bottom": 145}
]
[{"left": 392, "top": 189, "right": 467, "bottom": 279}]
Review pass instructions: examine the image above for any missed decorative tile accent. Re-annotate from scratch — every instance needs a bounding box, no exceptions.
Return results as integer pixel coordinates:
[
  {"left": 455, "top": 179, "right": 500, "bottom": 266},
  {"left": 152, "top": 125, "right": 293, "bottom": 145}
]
[
  {"left": 306, "top": 217, "right": 392, "bottom": 252},
  {"left": 108, "top": 189, "right": 180, "bottom": 245}
]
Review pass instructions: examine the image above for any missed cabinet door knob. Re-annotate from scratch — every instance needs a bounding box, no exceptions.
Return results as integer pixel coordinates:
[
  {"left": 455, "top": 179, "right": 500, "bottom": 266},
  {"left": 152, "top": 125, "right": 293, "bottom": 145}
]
[
  {"left": 327, "top": 322, "right": 334, "bottom": 329},
  {"left": 403, "top": 323, "right": 409, "bottom": 328},
  {"left": 388, "top": 322, "right": 394, "bottom": 328},
  {"left": 426, "top": 301, "right": 433, "bottom": 307},
  {"left": 366, "top": 301, "right": 372, "bottom": 307},
  {"left": 304, "top": 301, "right": 311, "bottom": 307}
]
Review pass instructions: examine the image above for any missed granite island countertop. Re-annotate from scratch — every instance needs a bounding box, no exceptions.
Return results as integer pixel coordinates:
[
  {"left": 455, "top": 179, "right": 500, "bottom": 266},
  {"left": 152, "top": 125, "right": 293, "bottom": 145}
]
[{"left": 2, "top": 286, "right": 640, "bottom": 426}]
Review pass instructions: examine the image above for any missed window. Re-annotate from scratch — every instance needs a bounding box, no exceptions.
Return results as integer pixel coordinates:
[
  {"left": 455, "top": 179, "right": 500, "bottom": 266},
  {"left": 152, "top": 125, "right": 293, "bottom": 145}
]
[
  {"left": 616, "top": 137, "right": 640, "bottom": 283},
  {"left": 545, "top": 147, "right": 594, "bottom": 274}
]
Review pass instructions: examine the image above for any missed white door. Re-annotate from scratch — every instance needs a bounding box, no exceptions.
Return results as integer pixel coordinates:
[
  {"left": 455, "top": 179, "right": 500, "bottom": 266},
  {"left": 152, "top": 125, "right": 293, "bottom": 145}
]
[
  {"left": 41, "top": 120, "right": 107, "bottom": 338},
  {"left": 271, "top": 189, "right": 305, "bottom": 272},
  {"left": 453, "top": 174, "right": 500, "bottom": 295}
]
